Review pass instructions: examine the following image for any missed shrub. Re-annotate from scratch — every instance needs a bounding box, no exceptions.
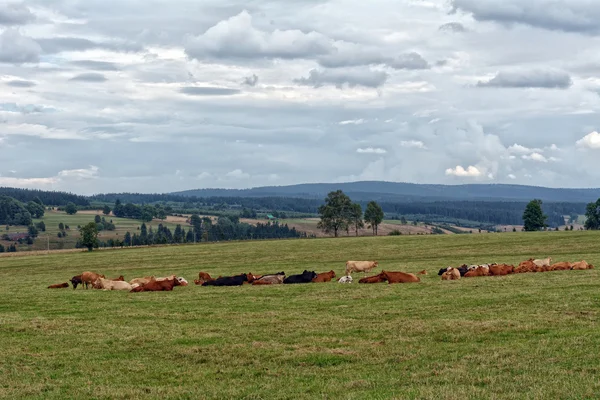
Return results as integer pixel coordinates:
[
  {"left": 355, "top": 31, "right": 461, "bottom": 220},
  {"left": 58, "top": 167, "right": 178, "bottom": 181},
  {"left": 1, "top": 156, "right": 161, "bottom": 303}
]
[{"left": 388, "top": 229, "right": 402, "bottom": 236}]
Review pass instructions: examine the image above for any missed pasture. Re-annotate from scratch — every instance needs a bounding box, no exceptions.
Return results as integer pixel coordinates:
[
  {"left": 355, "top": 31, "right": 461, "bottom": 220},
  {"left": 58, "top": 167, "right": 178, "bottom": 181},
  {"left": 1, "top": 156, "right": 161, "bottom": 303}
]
[{"left": 1, "top": 231, "right": 599, "bottom": 399}]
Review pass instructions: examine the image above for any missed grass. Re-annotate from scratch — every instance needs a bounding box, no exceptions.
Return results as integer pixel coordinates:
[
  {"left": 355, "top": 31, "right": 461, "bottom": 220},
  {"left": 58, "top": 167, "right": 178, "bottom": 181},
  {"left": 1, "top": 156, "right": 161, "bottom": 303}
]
[{"left": 1, "top": 231, "right": 600, "bottom": 399}]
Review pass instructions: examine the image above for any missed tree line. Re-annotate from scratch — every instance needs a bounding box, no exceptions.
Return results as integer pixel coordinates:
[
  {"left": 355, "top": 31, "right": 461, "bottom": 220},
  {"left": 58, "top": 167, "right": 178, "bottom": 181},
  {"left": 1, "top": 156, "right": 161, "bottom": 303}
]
[
  {"left": 0, "top": 196, "right": 45, "bottom": 226},
  {"left": 0, "top": 187, "right": 89, "bottom": 206},
  {"left": 317, "top": 191, "right": 384, "bottom": 237}
]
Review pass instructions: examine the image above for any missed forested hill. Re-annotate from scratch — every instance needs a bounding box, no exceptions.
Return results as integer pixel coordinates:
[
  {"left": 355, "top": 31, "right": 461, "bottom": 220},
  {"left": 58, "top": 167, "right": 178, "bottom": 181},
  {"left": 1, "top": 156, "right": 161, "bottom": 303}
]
[
  {"left": 173, "top": 182, "right": 600, "bottom": 203},
  {"left": 0, "top": 187, "right": 89, "bottom": 206}
]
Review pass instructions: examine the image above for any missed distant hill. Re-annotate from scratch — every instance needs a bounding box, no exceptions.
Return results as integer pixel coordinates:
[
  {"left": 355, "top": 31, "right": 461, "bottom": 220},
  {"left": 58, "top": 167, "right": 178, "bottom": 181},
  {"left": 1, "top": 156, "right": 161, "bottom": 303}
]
[{"left": 173, "top": 181, "right": 600, "bottom": 203}]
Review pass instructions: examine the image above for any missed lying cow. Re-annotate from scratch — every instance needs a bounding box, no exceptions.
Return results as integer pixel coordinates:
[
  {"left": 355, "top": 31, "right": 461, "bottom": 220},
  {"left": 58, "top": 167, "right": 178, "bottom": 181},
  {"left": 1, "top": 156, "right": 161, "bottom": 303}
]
[
  {"left": 345, "top": 261, "right": 378, "bottom": 276},
  {"left": 283, "top": 270, "right": 317, "bottom": 284},
  {"left": 572, "top": 260, "right": 594, "bottom": 270},
  {"left": 358, "top": 273, "right": 386, "bottom": 284},
  {"left": 202, "top": 274, "right": 248, "bottom": 287},
  {"left": 464, "top": 267, "right": 490, "bottom": 277},
  {"left": 48, "top": 282, "right": 69, "bottom": 289},
  {"left": 381, "top": 271, "right": 420, "bottom": 284},
  {"left": 131, "top": 277, "right": 182, "bottom": 292},
  {"left": 441, "top": 268, "right": 461, "bottom": 280},
  {"left": 312, "top": 270, "right": 336, "bottom": 283},
  {"left": 533, "top": 257, "right": 552, "bottom": 267},
  {"left": 253, "top": 272, "right": 286, "bottom": 285},
  {"left": 549, "top": 262, "right": 573, "bottom": 271},
  {"left": 489, "top": 264, "right": 514, "bottom": 276},
  {"left": 110, "top": 275, "right": 125, "bottom": 281},
  {"left": 338, "top": 276, "right": 353, "bottom": 283},
  {"left": 438, "top": 265, "right": 468, "bottom": 277},
  {"left": 94, "top": 278, "right": 133, "bottom": 291}
]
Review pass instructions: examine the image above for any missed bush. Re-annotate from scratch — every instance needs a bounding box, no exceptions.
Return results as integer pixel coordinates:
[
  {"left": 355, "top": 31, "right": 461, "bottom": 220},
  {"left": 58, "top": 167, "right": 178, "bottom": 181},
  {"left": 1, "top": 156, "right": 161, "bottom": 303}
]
[
  {"left": 388, "top": 229, "right": 402, "bottom": 236},
  {"left": 57, "top": 232, "right": 63, "bottom": 238}
]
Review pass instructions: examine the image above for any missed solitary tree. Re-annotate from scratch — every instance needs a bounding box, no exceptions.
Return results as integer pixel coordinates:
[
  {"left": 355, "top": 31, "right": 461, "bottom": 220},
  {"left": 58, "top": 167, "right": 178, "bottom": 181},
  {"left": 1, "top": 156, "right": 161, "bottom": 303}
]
[
  {"left": 317, "top": 190, "right": 353, "bottom": 237},
  {"left": 522, "top": 199, "right": 547, "bottom": 231},
  {"left": 65, "top": 202, "right": 77, "bottom": 215},
  {"left": 364, "top": 201, "right": 384, "bottom": 235},
  {"left": 94, "top": 215, "right": 102, "bottom": 224},
  {"left": 584, "top": 199, "right": 600, "bottom": 230},
  {"left": 80, "top": 222, "right": 99, "bottom": 251},
  {"left": 103, "top": 205, "right": 111, "bottom": 215},
  {"left": 350, "top": 203, "right": 364, "bottom": 236}
]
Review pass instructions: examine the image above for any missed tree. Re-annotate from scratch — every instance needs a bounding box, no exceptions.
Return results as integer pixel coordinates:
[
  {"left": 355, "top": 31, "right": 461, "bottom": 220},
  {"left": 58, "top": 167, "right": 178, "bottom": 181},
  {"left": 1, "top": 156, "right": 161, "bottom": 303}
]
[
  {"left": 584, "top": 199, "right": 600, "bottom": 230},
  {"left": 317, "top": 190, "right": 353, "bottom": 237},
  {"left": 364, "top": 201, "right": 384, "bottom": 236},
  {"left": 36, "top": 221, "right": 46, "bottom": 232},
  {"left": 400, "top": 216, "right": 407, "bottom": 225},
  {"left": 58, "top": 222, "right": 65, "bottom": 231},
  {"left": 124, "top": 231, "right": 132, "bottom": 246},
  {"left": 350, "top": 203, "right": 364, "bottom": 236},
  {"left": 190, "top": 214, "right": 202, "bottom": 242},
  {"left": 26, "top": 201, "right": 45, "bottom": 218},
  {"left": 94, "top": 215, "right": 101, "bottom": 224},
  {"left": 65, "top": 202, "right": 77, "bottom": 215},
  {"left": 522, "top": 199, "right": 548, "bottom": 231},
  {"left": 113, "top": 199, "right": 124, "bottom": 218},
  {"left": 103, "top": 205, "right": 111, "bottom": 215},
  {"left": 28, "top": 225, "right": 39, "bottom": 238},
  {"left": 80, "top": 222, "right": 99, "bottom": 251}
]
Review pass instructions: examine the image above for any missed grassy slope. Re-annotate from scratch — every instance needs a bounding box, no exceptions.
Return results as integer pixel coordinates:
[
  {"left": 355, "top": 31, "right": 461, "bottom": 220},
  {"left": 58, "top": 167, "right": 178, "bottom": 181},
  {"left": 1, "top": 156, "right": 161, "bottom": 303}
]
[{"left": 1, "top": 232, "right": 599, "bottom": 399}]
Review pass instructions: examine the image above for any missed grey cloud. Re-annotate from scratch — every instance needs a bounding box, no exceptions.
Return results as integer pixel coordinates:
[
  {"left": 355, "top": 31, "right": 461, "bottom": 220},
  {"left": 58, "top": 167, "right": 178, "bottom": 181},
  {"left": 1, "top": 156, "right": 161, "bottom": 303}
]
[
  {"left": 452, "top": 0, "right": 600, "bottom": 35},
  {"left": 242, "top": 74, "right": 259, "bottom": 86},
  {"left": 0, "top": 29, "right": 41, "bottom": 63},
  {"left": 180, "top": 87, "right": 241, "bottom": 96},
  {"left": 294, "top": 68, "right": 388, "bottom": 89},
  {"left": 439, "top": 22, "right": 466, "bottom": 32},
  {"left": 477, "top": 69, "right": 573, "bottom": 89},
  {"left": 5, "top": 79, "right": 36, "bottom": 87},
  {"left": 185, "top": 10, "right": 335, "bottom": 61},
  {"left": 70, "top": 60, "right": 120, "bottom": 71},
  {"left": 69, "top": 73, "right": 108, "bottom": 82},
  {"left": 318, "top": 48, "right": 430, "bottom": 70},
  {"left": 0, "top": 3, "right": 35, "bottom": 25},
  {"left": 387, "top": 52, "right": 430, "bottom": 70},
  {"left": 36, "top": 37, "right": 143, "bottom": 54}
]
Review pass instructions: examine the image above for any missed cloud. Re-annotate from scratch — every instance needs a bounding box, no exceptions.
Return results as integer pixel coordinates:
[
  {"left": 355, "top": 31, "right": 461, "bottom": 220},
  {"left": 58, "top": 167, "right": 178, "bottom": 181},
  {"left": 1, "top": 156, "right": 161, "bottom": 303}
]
[
  {"left": 522, "top": 152, "right": 548, "bottom": 162},
  {"left": 439, "top": 22, "right": 466, "bottom": 32},
  {"left": 185, "top": 10, "right": 334, "bottom": 61},
  {"left": 445, "top": 165, "right": 484, "bottom": 177},
  {"left": 576, "top": 131, "right": 600, "bottom": 149},
  {"left": 451, "top": 0, "right": 600, "bottom": 35},
  {"left": 339, "top": 119, "right": 366, "bottom": 125},
  {"left": 69, "top": 73, "right": 108, "bottom": 82},
  {"left": 508, "top": 174, "right": 516, "bottom": 179},
  {"left": 357, "top": 147, "right": 386, "bottom": 154},
  {"left": 400, "top": 140, "right": 427, "bottom": 149},
  {"left": 0, "top": 28, "right": 41, "bottom": 63},
  {"left": 295, "top": 68, "right": 388, "bottom": 88},
  {"left": 387, "top": 52, "right": 430, "bottom": 70},
  {"left": 0, "top": 3, "right": 35, "bottom": 25},
  {"left": 225, "top": 169, "right": 250, "bottom": 179},
  {"left": 477, "top": 69, "right": 573, "bottom": 89},
  {"left": 242, "top": 74, "right": 258, "bottom": 87},
  {"left": 180, "top": 86, "right": 241, "bottom": 96},
  {"left": 58, "top": 165, "right": 99, "bottom": 180},
  {"left": 36, "top": 37, "right": 144, "bottom": 54},
  {"left": 4, "top": 79, "right": 36, "bottom": 87},
  {"left": 507, "top": 143, "right": 542, "bottom": 154},
  {"left": 0, "top": 165, "right": 99, "bottom": 189},
  {"left": 70, "top": 60, "right": 121, "bottom": 71}
]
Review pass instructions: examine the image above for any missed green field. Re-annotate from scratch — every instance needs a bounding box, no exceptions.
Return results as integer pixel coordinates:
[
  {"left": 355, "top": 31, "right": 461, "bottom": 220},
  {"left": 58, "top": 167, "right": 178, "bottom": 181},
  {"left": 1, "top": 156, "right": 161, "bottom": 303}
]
[{"left": 1, "top": 232, "right": 599, "bottom": 399}]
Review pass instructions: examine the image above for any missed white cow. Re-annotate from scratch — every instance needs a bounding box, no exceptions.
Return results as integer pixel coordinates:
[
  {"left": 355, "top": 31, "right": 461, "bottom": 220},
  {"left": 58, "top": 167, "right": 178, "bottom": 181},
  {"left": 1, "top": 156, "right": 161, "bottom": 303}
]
[
  {"left": 338, "top": 276, "right": 353, "bottom": 284},
  {"left": 95, "top": 278, "right": 133, "bottom": 291}
]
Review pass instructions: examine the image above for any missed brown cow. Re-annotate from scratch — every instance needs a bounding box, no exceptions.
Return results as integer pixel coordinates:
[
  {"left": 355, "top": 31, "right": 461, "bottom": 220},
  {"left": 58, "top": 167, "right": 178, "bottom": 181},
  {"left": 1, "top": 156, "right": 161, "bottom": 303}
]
[
  {"left": 489, "top": 264, "right": 514, "bottom": 276},
  {"left": 198, "top": 272, "right": 213, "bottom": 281},
  {"left": 515, "top": 260, "right": 536, "bottom": 274},
  {"left": 110, "top": 275, "right": 125, "bottom": 281},
  {"left": 572, "top": 261, "right": 593, "bottom": 270},
  {"left": 550, "top": 262, "right": 572, "bottom": 271},
  {"left": 358, "top": 272, "right": 387, "bottom": 284},
  {"left": 464, "top": 267, "right": 490, "bottom": 278},
  {"left": 312, "top": 270, "right": 336, "bottom": 283},
  {"left": 130, "top": 278, "right": 181, "bottom": 292},
  {"left": 129, "top": 276, "right": 155, "bottom": 286},
  {"left": 417, "top": 270, "right": 428, "bottom": 275},
  {"left": 252, "top": 275, "right": 285, "bottom": 285},
  {"left": 381, "top": 271, "right": 420, "bottom": 284},
  {"left": 48, "top": 282, "right": 69, "bottom": 289},
  {"left": 345, "top": 261, "right": 378, "bottom": 276},
  {"left": 441, "top": 268, "right": 461, "bottom": 280},
  {"left": 81, "top": 271, "right": 105, "bottom": 289}
]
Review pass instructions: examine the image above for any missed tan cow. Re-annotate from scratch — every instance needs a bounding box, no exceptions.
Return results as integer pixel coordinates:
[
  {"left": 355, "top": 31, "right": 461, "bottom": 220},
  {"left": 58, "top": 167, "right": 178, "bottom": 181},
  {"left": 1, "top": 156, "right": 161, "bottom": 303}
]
[
  {"left": 572, "top": 261, "right": 593, "bottom": 270},
  {"left": 550, "top": 262, "right": 573, "bottom": 271},
  {"left": 533, "top": 257, "right": 552, "bottom": 267},
  {"left": 81, "top": 271, "right": 105, "bottom": 289},
  {"left": 380, "top": 271, "right": 420, "bottom": 284},
  {"left": 441, "top": 268, "right": 461, "bottom": 280},
  {"left": 95, "top": 278, "right": 133, "bottom": 291},
  {"left": 129, "top": 276, "right": 155, "bottom": 286},
  {"left": 489, "top": 264, "right": 515, "bottom": 276},
  {"left": 345, "top": 261, "right": 378, "bottom": 276}
]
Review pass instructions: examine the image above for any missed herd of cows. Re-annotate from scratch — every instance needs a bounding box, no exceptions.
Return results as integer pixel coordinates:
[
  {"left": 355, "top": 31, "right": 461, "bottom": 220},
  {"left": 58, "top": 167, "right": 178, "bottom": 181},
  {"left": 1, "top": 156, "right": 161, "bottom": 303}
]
[{"left": 46, "top": 258, "right": 595, "bottom": 291}]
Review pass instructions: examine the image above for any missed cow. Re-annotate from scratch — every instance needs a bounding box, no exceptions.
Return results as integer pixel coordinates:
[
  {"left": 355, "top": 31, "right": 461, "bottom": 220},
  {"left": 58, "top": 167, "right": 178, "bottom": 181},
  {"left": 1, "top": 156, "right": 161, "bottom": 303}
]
[
  {"left": 283, "top": 270, "right": 317, "bottom": 284},
  {"left": 345, "top": 261, "right": 378, "bottom": 276},
  {"left": 252, "top": 272, "right": 286, "bottom": 285},
  {"left": 198, "top": 272, "right": 213, "bottom": 281},
  {"left": 312, "top": 270, "right": 336, "bottom": 283},
  {"left": 550, "top": 262, "right": 573, "bottom": 271},
  {"left": 81, "top": 271, "right": 105, "bottom": 289},
  {"left": 417, "top": 270, "right": 428, "bottom": 275},
  {"left": 572, "top": 261, "right": 593, "bottom": 270},
  {"left": 110, "top": 275, "right": 125, "bottom": 281},
  {"left": 95, "top": 278, "right": 133, "bottom": 291},
  {"left": 515, "top": 260, "right": 536, "bottom": 273},
  {"left": 441, "top": 268, "right": 461, "bottom": 280},
  {"left": 359, "top": 273, "right": 387, "bottom": 284},
  {"left": 70, "top": 275, "right": 83, "bottom": 289},
  {"left": 155, "top": 275, "right": 177, "bottom": 282},
  {"left": 489, "top": 264, "right": 514, "bottom": 276},
  {"left": 438, "top": 265, "right": 468, "bottom": 277},
  {"left": 130, "top": 278, "right": 182, "bottom": 292},
  {"left": 338, "top": 276, "right": 353, "bottom": 283},
  {"left": 129, "top": 277, "right": 155, "bottom": 286},
  {"left": 533, "top": 257, "right": 552, "bottom": 267},
  {"left": 381, "top": 271, "right": 420, "bottom": 284},
  {"left": 176, "top": 277, "right": 189, "bottom": 286},
  {"left": 202, "top": 274, "right": 249, "bottom": 287},
  {"left": 48, "top": 282, "right": 69, "bottom": 289},
  {"left": 464, "top": 267, "right": 490, "bottom": 278}
]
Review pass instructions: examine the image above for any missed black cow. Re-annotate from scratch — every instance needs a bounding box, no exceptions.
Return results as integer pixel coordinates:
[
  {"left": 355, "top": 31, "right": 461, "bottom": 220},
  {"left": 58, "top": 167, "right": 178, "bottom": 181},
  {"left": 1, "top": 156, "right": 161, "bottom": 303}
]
[
  {"left": 202, "top": 274, "right": 248, "bottom": 287},
  {"left": 70, "top": 275, "right": 83, "bottom": 289},
  {"left": 283, "top": 270, "right": 317, "bottom": 284},
  {"left": 437, "top": 265, "right": 469, "bottom": 277}
]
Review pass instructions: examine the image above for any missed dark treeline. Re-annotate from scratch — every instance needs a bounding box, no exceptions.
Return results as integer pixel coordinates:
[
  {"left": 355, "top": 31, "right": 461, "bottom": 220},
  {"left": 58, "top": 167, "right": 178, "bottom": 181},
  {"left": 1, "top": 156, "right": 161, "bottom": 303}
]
[
  {"left": 0, "top": 187, "right": 89, "bottom": 206},
  {"left": 0, "top": 196, "right": 45, "bottom": 226}
]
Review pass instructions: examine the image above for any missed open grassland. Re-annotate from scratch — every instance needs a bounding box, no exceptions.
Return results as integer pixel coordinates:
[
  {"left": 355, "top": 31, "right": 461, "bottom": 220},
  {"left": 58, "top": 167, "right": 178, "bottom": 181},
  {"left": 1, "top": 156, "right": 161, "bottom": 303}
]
[{"left": 1, "top": 232, "right": 600, "bottom": 399}]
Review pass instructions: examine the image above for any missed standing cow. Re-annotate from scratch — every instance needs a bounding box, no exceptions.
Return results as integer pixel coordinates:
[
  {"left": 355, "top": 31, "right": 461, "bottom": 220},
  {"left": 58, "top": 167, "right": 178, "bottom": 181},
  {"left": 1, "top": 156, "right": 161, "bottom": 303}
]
[{"left": 345, "top": 261, "right": 379, "bottom": 276}]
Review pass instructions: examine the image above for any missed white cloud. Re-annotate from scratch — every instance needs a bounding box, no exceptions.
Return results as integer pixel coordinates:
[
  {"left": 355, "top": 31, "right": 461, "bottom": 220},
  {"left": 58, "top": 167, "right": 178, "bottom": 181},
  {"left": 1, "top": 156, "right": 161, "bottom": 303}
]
[
  {"left": 225, "top": 169, "right": 250, "bottom": 179},
  {"left": 445, "top": 165, "right": 483, "bottom": 178},
  {"left": 58, "top": 165, "right": 100, "bottom": 179},
  {"left": 576, "top": 131, "right": 600, "bottom": 149},
  {"left": 508, "top": 143, "right": 534, "bottom": 154},
  {"left": 400, "top": 140, "right": 427, "bottom": 149},
  {"left": 522, "top": 153, "right": 548, "bottom": 162},
  {"left": 357, "top": 147, "right": 387, "bottom": 154},
  {"left": 339, "top": 119, "right": 366, "bottom": 125},
  {"left": 508, "top": 174, "right": 516, "bottom": 179}
]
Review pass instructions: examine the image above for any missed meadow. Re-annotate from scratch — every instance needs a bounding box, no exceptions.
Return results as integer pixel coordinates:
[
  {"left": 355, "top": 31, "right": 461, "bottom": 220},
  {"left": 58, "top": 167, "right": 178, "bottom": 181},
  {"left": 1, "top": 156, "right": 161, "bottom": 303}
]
[{"left": 1, "top": 231, "right": 599, "bottom": 399}]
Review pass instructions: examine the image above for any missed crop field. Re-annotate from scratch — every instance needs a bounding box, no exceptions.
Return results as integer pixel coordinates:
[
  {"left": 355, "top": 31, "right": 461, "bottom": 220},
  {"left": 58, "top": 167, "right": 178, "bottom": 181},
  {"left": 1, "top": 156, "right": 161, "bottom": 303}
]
[{"left": 1, "top": 231, "right": 599, "bottom": 399}]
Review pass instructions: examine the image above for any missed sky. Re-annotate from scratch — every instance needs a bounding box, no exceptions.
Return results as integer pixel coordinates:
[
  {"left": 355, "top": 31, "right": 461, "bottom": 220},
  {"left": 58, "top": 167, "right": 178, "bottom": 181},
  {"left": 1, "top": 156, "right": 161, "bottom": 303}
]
[{"left": 0, "top": 0, "right": 599, "bottom": 195}]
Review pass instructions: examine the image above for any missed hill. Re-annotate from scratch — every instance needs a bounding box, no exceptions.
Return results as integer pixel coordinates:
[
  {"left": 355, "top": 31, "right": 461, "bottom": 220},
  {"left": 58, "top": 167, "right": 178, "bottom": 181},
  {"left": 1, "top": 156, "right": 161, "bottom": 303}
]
[{"left": 173, "top": 181, "right": 600, "bottom": 203}]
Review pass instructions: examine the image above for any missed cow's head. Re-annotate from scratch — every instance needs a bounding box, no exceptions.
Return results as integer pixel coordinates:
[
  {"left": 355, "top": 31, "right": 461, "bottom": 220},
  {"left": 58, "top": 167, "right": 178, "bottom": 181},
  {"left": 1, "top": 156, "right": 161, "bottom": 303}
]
[{"left": 329, "top": 270, "right": 336, "bottom": 278}]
